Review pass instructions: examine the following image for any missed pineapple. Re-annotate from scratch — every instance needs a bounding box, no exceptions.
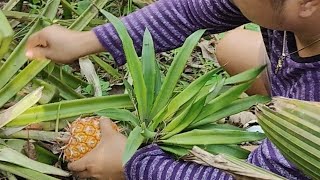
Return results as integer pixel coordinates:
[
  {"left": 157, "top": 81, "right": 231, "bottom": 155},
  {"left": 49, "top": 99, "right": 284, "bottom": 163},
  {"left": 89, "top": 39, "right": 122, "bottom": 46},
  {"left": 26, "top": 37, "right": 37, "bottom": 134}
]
[{"left": 63, "top": 117, "right": 118, "bottom": 162}]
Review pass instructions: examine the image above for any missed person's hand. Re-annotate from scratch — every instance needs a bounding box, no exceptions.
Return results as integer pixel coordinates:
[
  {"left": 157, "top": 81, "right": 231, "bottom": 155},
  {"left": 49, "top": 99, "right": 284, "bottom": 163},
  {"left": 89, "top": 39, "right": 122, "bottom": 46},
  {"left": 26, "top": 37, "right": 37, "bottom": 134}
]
[
  {"left": 25, "top": 25, "right": 105, "bottom": 64},
  {"left": 68, "top": 118, "right": 127, "bottom": 180}
]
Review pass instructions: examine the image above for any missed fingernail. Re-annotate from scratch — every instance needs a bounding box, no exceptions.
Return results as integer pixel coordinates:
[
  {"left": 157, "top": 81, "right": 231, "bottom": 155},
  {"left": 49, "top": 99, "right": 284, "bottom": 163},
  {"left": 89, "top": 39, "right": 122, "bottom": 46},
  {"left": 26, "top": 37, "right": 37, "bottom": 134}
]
[{"left": 26, "top": 51, "right": 33, "bottom": 58}]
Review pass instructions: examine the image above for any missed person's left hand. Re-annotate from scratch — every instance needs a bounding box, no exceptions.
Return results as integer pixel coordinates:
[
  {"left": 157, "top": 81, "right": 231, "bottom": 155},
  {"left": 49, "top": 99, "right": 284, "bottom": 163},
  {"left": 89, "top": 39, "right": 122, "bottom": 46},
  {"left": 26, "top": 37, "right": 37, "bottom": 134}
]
[{"left": 67, "top": 118, "right": 127, "bottom": 180}]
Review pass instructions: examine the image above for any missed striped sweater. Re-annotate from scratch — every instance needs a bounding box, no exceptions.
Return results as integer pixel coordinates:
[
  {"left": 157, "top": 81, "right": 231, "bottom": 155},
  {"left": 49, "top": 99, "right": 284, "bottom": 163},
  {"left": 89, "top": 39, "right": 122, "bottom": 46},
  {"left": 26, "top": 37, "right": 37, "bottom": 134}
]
[{"left": 93, "top": 0, "right": 319, "bottom": 179}]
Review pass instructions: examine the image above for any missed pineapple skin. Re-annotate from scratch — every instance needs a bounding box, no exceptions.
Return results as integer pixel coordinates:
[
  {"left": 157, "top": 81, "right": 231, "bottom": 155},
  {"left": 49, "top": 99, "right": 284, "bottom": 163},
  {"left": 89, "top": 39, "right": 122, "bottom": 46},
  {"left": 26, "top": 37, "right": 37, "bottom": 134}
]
[{"left": 63, "top": 117, "right": 102, "bottom": 162}]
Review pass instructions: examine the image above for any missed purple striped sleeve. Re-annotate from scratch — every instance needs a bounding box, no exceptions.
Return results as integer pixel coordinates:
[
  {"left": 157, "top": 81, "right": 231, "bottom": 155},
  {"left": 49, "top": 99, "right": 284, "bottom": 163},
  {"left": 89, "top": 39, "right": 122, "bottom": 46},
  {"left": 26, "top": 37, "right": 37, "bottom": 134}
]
[
  {"left": 124, "top": 141, "right": 310, "bottom": 179},
  {"left": 247, "top": 139, "right": 310, "bottom": 180},
  {"left": 93, "top": 0, "right": 249, "bottom": 65},
  {"left": 124, "top": 144, "right": 232, "bottom": 180}
]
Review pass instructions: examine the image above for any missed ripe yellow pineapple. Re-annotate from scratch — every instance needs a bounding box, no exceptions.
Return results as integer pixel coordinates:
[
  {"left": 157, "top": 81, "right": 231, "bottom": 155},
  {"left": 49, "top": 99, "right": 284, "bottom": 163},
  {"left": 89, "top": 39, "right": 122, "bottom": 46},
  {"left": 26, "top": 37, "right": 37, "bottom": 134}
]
[{"left": 63, "top": 116, "right": 118, "bottom": 162}]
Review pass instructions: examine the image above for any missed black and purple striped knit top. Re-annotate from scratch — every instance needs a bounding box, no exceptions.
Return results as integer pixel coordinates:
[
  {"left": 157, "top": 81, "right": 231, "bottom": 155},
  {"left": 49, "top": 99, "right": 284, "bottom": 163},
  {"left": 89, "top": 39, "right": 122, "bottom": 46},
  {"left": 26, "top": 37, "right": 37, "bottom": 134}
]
[{"left": 93, "top": 0, "right": 318, "bottom": 179}]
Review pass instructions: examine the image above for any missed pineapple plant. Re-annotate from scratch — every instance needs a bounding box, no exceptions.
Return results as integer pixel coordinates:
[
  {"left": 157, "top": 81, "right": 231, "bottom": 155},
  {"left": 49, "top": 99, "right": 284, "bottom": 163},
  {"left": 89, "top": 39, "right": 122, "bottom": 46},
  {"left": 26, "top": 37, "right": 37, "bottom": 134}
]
[{"left": 94, "top": 10, "right": 271, "bottom": 166}]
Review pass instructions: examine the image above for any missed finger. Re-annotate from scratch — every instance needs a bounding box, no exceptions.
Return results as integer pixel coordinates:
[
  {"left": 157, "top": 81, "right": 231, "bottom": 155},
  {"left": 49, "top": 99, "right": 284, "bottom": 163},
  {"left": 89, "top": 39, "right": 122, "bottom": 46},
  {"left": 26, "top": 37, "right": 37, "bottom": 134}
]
[
  {"left": 74, "top": 170, "right": 91, "bottom": 179},
  {"left": 26, "top": 32, "right": 48, "bottom": 59},
  {"left": 67, "top": 156, "right": 89, "bottom": 172},
  {"left": 99, "top": 118, "right": 118, "bottom": 136},
  {"left": 26, "top": 47, "right": 48, "bottom": 60},
  {"left": 26, "top": 32, "right": 48, "bottom": 50}
]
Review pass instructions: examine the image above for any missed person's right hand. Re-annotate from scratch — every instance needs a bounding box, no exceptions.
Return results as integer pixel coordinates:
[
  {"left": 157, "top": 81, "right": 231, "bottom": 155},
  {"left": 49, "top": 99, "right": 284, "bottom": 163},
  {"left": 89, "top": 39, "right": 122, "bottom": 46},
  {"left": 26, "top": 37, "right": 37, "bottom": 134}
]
[
  {"left": 68, "top": 118, "right": 127, "bottom": 180},
  {"left": 26, "top": 25, "right": 105, "bottom": 64}
]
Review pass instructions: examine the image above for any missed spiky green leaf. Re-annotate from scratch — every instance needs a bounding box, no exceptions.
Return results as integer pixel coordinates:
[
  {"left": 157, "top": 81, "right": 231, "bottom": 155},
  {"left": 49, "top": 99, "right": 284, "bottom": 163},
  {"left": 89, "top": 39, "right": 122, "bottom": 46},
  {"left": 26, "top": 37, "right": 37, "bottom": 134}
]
[
  {"left": 97, "top": 108, "right": 140, "bottom": 127},
  {"left": 123, "top": 126, "right": 144, "bottom": 165},
  {"left": 150, "top": 30, "right": 206, "bottom": 118},
  {"left": 100, "top": 10, "right": 148, "bottom": 121},
  {"left": 161, "top": 129, "right": 265, "bottom": 145}
]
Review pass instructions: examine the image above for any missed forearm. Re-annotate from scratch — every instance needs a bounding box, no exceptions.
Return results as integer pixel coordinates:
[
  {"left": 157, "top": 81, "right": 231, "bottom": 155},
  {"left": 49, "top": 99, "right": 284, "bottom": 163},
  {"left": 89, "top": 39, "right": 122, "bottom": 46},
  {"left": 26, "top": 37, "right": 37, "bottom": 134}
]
[
  {"left": 93, "top": 0, "right": 249, "bottom": 65},
  {"left": 77, "top": 31, "right": 106, "bottom": 56}
]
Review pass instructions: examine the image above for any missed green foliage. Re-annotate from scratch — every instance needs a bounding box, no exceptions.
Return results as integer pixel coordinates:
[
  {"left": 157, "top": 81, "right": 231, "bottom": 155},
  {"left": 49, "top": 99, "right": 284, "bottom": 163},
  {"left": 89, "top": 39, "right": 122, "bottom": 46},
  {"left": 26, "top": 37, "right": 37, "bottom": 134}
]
[
  {"left": 76, "top": 0, "right": 91, "bottom": 14},
  {"left": 244, "top": 23, "right": 260, "bottom": 32},
  {"left": 257, "top": 97, "right": 320, "bottom": 179},
  {"left": 82, "top": 79, "right": 111, "bottom": 96},
  {"left": 99, "top": 11, "right": 269, "bottom": 166}
]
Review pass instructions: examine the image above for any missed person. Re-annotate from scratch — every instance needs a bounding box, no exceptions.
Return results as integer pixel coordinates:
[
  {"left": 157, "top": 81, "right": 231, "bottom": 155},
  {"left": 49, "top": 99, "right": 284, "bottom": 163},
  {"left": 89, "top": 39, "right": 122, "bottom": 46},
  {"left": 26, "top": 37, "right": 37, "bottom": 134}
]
[{"left": 25, "top": 0, "right": 320, "bottom": 179}]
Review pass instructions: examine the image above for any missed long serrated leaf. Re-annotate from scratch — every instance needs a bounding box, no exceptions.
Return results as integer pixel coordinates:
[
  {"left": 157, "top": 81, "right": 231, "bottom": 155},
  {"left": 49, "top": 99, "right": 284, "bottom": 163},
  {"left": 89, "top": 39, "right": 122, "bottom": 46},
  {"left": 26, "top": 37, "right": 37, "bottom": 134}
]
[
  {"left": 2, "top": 171, "right": 17, "bottom": 180},
  {"left": 224, "top": 65, "right": 266, "bottom": 85},
  {"left": 4, "top": 139, "right": 26, "bottom": 153},
  {"left": 273, "top": 97, "right": 320, "bottom": 127},
  {"left": 154, "top": 57, "right": 162, "bottom": 99},
  {"left": 31, "top": 79, "right": 58, "bottom": 104},
  {"left": 7, "top": 94, "right": 133, "bottom": 127},
  {"left": 191, "top": 95, "right": 271, "bottom": 128},
  {"left": 2, "top": 0, "right": 20, "bottom": 11},
  {"left": 46, "top": 64, "right": 88, "bottom": 89},
  {"left": 123, "top": 126, "right": 144, "bottom": 165},
  {"left": 0, "top": 10, "right": 14, "bottom": 60},
  {"left": 100, "top": 10, "right": 147, "bottom": 121},
  {"left": 161, "top": 68, "right": 221, "bottom": 122},
  {"left": 68, "top": 0, "right": 109, "bottom": 30},
  {"left": 161, "top": 102, "right": 194, "bottom": 139},
  {"left": 264, "top": 103, "right": 320, "bottom": 139},
  {"left": 194, "top": 81, "right": 253, "bottom": 122},
  {"left": 0, "top": 130, "right": 69, "bottom": 142},
  {"left": 35, "top": 144, "right": 58, "bottom": 165},
  {"left": 261, "top": 124, "right": 319, "bottom": 179},
  {"left": 0, "top": 148, "right": 69, "bottom": 176},
  {"left": 0, "top": 162, "right": 59, "bottom": 180},
  {"left": 160, "top": 144, "right": 189, "bottom": 157},
  {"left": 205, "top": 74, "right": 225, "bottom": 103},
  {"left": 161, "top": 129, "right": 265, "bottom": 145},
  {"left": 61, "top": 0, "right": 79, "bottom": 17},
  {"left": 201, "top": 144, "right": 250, "bottom": 159},
  {"left": 0, "top": 60, "right": 50, "bottom": 107},
  {"left": 2, "top": 10, "right": 105, "bottom": 27},
  {"left": 258, "top": 105, "right": 320, "bottom": 155},
  {"left": 191, "top": 124, "right": 245, "bottom": 131},
  {"left": 162, "top": 95, "right": 206, "bottom": 139},
  {"left": 161, "top": 144, "right": 250, "bottom": 160},
  {"left": 257, "top": 112, "right": 320, "bottom": 179},
  {"left": 256, "top": 103, "right": 320, "bottom": 178},
  {"left": 150, "top": 30, "right": 206, "bottom": 118},
  {"left": 97, "top": 108, "right": 140, "bottom": 127},
  {"left": 42, "top": 71, "right": 85, "bottom": 100},
  {"left": 123, "top": 79, "right": 138, "bottom": 111},
  {"left": 142, "top": 29, "right": 156, "bottom": 119},
  {"left": 0, "top": 87, "right": 43, "bottom": 128}
]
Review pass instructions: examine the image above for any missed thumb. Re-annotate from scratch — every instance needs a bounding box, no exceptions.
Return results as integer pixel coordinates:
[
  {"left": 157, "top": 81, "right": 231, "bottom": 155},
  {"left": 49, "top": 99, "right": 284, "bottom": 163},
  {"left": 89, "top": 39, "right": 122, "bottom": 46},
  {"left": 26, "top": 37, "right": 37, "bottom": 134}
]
[
  {"left": 67, "top": 155, "right": 89, "bottom": 172},
  {"left": 26, "top": 47, "right": 48, "bottom": 60},
  {"left": 26, "top": 31, "right": 49, "bottom": 60},
  {"left": 99, "top": 118, "right": 118, "bottom": 137}
]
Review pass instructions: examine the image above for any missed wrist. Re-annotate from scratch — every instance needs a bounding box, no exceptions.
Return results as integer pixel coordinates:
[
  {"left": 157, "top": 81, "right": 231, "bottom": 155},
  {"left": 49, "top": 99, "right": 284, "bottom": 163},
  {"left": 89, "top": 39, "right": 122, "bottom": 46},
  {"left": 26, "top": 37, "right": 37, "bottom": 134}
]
[{"left": 77, "top": 31, "right": 106, "bottom": 57}]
